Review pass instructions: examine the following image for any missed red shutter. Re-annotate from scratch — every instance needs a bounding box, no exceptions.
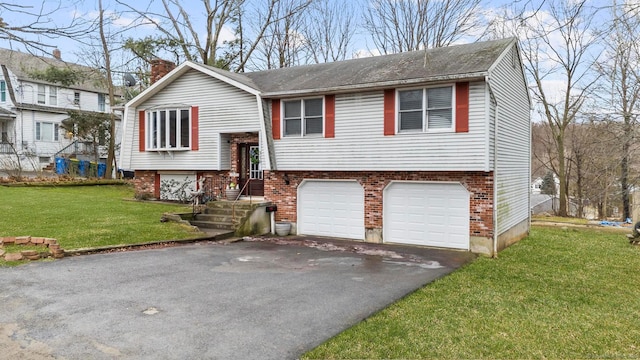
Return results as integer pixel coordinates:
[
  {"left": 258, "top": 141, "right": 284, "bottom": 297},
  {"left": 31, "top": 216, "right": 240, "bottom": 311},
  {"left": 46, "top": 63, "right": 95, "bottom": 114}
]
[
  {"left": 138, "top": 110, "right": 145, "bottom": 152},
  {"left": 154, "top": 173, "right": 160, "bottom": 199},
  {"left": 383, "top": 89, "right": 395, "bottom": 136},
  {"left": 191, "top": 106, "right": 199, "bottom": 151},
  {"left": 272, "top": 99, "right": 281, "bottom": 140},
  {"left": 325, "top": 95, "right": 335, "bottom": 138},
  {"left": 455, "top": 82, "right": 469, "bottom": 133}
]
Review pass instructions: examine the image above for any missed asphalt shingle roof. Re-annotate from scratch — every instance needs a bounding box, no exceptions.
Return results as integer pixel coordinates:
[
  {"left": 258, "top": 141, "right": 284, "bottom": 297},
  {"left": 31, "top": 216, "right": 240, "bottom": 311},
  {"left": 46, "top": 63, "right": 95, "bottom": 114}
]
[
  {"left": 241, "top": 38, "right": 515, "bottom": 96},
  {"left": 0, "top": 48, "right": 109, "bottom": 94}
]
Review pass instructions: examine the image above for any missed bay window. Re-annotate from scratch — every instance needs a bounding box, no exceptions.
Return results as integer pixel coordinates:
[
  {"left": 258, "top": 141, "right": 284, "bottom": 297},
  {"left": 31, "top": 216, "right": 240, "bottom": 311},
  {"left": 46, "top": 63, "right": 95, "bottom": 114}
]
[{"left": 146, "top": 108, "right": 191, "bottom": 150}]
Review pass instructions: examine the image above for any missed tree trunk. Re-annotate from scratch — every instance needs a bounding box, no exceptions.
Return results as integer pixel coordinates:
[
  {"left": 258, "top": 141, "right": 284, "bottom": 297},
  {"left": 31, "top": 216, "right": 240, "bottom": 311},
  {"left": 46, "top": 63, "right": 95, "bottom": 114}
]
[{"left": 557, "top": 134, "right": 568, "bottom": 217}]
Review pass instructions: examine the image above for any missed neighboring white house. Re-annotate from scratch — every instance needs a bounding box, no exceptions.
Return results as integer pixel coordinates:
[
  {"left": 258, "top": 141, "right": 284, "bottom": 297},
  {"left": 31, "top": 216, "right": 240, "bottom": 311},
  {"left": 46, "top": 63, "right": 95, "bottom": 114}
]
[
  {"left": 119, "top": 37, "right": 531, "bottom": 256},
  {"left": 0, "top": 48, "right": 121, "bottom": 171},
  {"left": 531, "top": 173, "right": 559, "bottom": 195}
]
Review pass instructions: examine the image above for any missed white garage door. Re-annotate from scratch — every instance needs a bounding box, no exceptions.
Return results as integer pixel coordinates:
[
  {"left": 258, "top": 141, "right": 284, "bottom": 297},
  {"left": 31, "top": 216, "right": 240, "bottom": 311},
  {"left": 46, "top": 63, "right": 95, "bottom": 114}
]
[
  {"left": 298, "top": 180, "right": 364, "bottom": 240},
  {"left": 384, "top": 182, "right": 469, "bottom": 249}
]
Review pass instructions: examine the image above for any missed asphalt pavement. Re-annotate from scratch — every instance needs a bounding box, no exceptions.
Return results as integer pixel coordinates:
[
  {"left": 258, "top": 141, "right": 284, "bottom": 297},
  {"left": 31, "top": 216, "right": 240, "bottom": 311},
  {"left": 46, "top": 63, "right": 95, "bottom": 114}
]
[{"left": 0, "top": 237, "right": 475, "bottom": 359}]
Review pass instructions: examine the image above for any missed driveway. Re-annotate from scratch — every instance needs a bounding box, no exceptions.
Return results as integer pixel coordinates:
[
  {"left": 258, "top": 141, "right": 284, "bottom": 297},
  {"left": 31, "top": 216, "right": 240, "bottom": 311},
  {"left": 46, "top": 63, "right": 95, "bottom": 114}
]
[{"left": 0, "top": 237, "right": 475, "bottom": 359}]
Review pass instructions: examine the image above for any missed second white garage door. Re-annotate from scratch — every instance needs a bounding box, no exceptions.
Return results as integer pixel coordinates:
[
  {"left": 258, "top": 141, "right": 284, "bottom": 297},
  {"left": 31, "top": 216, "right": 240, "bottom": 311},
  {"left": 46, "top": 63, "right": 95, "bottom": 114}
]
[
  {"left": 297, "top": 180, "right": 364, "bottom": 240},
  {"left": 384, "top": 182, "right": 469, "bottom": 249}
]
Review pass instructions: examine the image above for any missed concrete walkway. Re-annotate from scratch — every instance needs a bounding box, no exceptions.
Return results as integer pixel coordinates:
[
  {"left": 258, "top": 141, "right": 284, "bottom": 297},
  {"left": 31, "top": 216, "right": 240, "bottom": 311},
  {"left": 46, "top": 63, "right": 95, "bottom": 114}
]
[{"left": 0, "top": 237, "right": 475, "bottom": 359}]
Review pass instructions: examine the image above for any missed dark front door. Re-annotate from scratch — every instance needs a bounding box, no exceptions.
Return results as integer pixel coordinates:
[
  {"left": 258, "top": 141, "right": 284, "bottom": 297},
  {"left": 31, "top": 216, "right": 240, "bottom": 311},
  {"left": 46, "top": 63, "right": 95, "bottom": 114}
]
[{"left": 238, "top": 143, "right": 264, "bottom": 196}]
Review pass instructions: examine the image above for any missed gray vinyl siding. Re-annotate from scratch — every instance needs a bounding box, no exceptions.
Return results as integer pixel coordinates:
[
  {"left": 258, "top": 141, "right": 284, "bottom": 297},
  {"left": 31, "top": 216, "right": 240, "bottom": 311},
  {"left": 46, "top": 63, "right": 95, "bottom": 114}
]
[
  {"left": 491, "top": 45, "right": 531, "bottom": 234},
  {"left": 273, "top": 81, "right": 489, "bottom": 171},
  {"left": 126, "top": 69, "right": 261, "bottom": 171}
]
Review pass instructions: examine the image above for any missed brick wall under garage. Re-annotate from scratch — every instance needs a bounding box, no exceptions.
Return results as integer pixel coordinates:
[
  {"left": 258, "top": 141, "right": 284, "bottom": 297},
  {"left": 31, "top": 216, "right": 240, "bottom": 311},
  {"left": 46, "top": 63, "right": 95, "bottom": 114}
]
[{"left": 264, "top": 170, "right": 494, "bottom": 251}]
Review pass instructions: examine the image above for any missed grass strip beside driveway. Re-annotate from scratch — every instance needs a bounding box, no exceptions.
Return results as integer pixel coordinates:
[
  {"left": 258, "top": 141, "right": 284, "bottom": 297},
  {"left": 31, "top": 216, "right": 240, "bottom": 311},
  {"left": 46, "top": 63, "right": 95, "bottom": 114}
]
[
  {"left": 304, "top": 226, "right": 640, "bottom": 359},
  {"left": 0, "top": 185, "right": 200, "bottom": 259}
]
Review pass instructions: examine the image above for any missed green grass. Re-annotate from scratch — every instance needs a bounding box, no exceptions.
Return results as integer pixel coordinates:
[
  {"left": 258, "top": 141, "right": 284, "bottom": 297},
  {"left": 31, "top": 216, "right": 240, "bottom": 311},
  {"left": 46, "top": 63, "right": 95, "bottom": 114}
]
[
  {"left": 304, "top": 226, "right": 640, "bottom": 359},
  {"left": 532, "top": 215, "right": 590, "bottom": 224},
  {"left": 0, "top": 185, "right": 201, "bottom": 260}
]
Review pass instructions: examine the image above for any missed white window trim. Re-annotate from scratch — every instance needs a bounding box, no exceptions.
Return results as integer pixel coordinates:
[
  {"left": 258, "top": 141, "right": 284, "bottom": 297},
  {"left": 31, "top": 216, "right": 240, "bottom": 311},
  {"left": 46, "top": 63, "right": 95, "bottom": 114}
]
[
  {"left": 396, "top": 84, "right": 456, "bottom": 134},
  {"left": 98, "top": 93, "right": 106, "bottom": 112},
  {"left": 49, "top": 86, "right": 57, "bottom": 106},
  {"left": 37, "top": 84, "right": 46, "bottom": 105},
  {"left": 281, "top": 97, "right": 325, "bottom": 138},
  {"left": 35, "top": 122, "right": 59, "bottom": 142},
  {"left": 0, "top": 80, "right": 6, "bottom": 102},
  {"left": 145, "top": 107, "right": 192, "bottom": 151}
]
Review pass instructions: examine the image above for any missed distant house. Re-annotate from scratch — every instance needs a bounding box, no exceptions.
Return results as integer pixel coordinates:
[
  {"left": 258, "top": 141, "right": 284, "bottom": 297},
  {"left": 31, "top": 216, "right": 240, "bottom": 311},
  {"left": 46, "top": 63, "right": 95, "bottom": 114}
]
[
  {"left": 531, "top": 173, "right": 559, "bottom": 195},
  {"left": 0, "top": 48, "right": 120, "bottom": 171},
  {"left": 119, "top": 38, "right": 531, "bottom": 256}
]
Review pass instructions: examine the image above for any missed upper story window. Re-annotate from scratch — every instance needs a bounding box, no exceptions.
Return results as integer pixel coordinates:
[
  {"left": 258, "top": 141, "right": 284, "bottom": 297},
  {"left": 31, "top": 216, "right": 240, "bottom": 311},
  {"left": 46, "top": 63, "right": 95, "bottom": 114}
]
[
  {"left": 283, "top": 98, "right": 323, "bottom": 137},
  {"left": 49, "top": 86, "right": 57, "bottom": 106},
  {"left": 146, "top": 108, "right": 191, "bottom": 150},
  {"left": 398, "top": 86, "right": 453, "bottom": 132},
  {"left": 0, "top": 80, "right": 6, "bottom": 102},
  {"left": 36, "top": 122, "right": 59, "bottom": 142},
  {"left": 98, "top": 93, "right": 106, "bottom": 111},
  {"left": 74, "top": 92, "right": 80, "bottom": 105},
  {"left": 37, "top": 84, "right": 46, "bottom": 104}
]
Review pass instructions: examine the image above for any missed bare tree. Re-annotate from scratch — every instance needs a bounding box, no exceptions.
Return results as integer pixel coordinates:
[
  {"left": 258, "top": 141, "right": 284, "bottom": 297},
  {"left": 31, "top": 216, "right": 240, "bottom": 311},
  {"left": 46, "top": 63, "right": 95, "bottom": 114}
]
[
  {"left": 0, "top": 2, "right": 93, "bottom": 52},
  {"left": 118, "top": 0, "right": 310, "bottom": 72},
  {"left": 520, "top": 1, "right": 601, "bottom": 217},
  {"left": 362, "top": 0, "right": 482, "bottom": 54},
  {"left": 255, "top": 0, "right": 309, "bottom": 69},
  {"left": 593, "top": 1, "right": 640, "bottom": 220},
  {"left": 97, "top": 0, "right": 118, "bottom": 179},
  {"left": 302, "top": 0, "right": 357, "bottom": 63}
]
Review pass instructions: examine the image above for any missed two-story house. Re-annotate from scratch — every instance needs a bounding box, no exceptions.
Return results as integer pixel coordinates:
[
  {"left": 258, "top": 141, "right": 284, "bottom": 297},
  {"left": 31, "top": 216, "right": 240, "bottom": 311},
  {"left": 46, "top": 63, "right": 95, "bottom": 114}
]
[
  {"left": 119, "top": 38, "right": 531, "bottom": 256},
  {"left": 0, "top": 48, "right": 120, "bottom": 171}
]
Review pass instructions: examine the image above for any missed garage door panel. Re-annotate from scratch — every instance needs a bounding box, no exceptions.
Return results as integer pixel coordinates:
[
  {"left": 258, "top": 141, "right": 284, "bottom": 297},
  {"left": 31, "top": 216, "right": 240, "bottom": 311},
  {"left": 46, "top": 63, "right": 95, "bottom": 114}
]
[
  {"left": 384, "top": 182, "right": 469, "bottom": 249},
  {"left": 298, "top": 181, "right": 364, "bottom": 240}
]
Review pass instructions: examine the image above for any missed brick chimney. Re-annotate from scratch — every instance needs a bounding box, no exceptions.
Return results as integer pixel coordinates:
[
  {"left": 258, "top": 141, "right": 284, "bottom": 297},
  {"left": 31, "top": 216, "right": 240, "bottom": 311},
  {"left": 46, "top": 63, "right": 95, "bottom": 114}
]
[
  {"left": 150, "top": 59, "right": 176, "bottom": 84},
  {"left": 52, "top": 49, "right": 61, "bottom": 60}
]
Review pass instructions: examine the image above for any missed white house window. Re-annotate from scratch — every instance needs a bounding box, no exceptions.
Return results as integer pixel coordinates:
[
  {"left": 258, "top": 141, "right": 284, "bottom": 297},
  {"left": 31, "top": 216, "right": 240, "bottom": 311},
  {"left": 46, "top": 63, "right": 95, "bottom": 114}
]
[
  {"left": 98, "top": 93, "right": 106, "bottom": 111},
  {"left": 49, "top": 86, "right": 57, "bottom": 105},
  {"left": 398, "top": 86, "right": 453, "bottom": 132},
  {"left": 36, "top": 122, "right": 59, "bottom": 141},
  {"left": 0, "top": 80, "right": 5, "bottom": 102},
  {"left": 283, "top": 98, "right": 323, "bottom": 137},
  {"left": 146, "top": 108, "right": 191, "bottom": 150},
  {"left": 74, "top": 92, "right": 80, "bottom": 105},
  {"left": 37, "top": 84, "right": 46, "bottom": 104}
]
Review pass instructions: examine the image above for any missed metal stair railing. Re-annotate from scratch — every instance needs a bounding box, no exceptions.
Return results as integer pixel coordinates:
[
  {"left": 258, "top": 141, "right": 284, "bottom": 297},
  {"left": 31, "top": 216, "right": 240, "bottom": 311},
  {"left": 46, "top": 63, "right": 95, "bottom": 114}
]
[{"left": 232, "top": 178, "right": 253, "bottom": 223}]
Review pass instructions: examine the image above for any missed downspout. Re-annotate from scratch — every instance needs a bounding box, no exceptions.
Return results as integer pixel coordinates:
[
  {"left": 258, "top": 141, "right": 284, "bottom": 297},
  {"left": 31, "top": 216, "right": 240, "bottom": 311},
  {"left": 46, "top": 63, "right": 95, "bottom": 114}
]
[
  {"left": 493, "top": 102, "right": 499, "bottom": 258},
  {"left": 487, "top": 76, "right": 499, "bottom": 258}
]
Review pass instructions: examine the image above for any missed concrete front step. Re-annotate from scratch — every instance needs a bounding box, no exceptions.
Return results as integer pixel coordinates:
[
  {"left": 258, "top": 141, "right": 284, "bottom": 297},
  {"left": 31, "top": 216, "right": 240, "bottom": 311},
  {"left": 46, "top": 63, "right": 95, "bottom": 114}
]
[
  {"left": 203, "top": 208, "right": 252, "bottom": 217},
  {"left": 206, "top": 201, "right": 259, "bottom": 210},
  {"left": 190, "top": 220, "right": 235, "bottom": 230},
  {"left": 194, "top": 213, "right": 236, "bottom": 223}
]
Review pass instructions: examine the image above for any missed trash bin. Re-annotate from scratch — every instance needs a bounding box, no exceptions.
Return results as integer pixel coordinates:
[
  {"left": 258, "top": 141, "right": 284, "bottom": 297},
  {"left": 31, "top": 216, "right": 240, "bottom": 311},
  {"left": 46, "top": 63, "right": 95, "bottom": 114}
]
[
  {"left": 98, "top": 163, "right": 106, "bottom": 178},
  {"left": 69, "top": 159, "right": 80, "bottom": 176},
  {"left": 88, "top": 162, "right": 98, "bottom": 178},
  {"left": 78, "top": 160, "right": 89, "bottom": 177},
  {"left": 55, "top": 157, "right": 68, "bottom": 175}
]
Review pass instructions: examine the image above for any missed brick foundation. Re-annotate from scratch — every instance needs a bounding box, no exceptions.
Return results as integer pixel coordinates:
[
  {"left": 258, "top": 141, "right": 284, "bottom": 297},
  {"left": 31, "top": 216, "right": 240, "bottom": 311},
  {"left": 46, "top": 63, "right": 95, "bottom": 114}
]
[
  {"left": 132, "top": 168, "right": 496, "bottom": 251},
  {"left": 264, "top": 170, "right": 494, "bottom": 239}
]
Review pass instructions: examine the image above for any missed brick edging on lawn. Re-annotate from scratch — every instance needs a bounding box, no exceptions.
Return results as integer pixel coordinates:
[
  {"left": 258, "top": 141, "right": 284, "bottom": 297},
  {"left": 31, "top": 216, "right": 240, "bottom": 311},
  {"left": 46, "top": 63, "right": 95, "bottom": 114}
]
[{"left": 0, "top": 236, "right": 66, "bottom": 260}]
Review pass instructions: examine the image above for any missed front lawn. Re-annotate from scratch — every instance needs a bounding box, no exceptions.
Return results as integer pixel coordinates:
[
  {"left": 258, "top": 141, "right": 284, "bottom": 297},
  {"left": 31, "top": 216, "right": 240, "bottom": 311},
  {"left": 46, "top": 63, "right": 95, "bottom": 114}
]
[
  {"left": 0, "top": 185, "right": 200, "bottom": 260},
  {"left": 304, "top": 226, "right": 640, "bottom": 359}
]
